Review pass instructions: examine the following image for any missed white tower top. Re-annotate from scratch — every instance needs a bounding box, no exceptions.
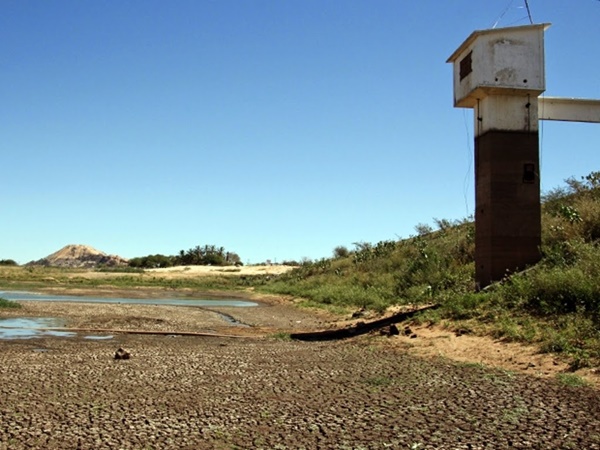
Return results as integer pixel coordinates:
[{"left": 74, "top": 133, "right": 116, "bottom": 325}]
[{"left": 447, "top": 23, "right": 551, "bottom": 108}]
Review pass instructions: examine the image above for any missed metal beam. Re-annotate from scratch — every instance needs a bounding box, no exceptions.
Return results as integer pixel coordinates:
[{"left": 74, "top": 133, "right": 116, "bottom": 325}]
[{"left": 539, "top": 97, "right": 600, "bottom": 123}]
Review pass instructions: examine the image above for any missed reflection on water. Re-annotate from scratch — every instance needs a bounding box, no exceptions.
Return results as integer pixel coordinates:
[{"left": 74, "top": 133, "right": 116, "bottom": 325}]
[
  {"left": 84, "top": 335, "right": 114, "bottom": 340},
  {"left": 0, "top": 317, "right": 76, "bottom": 339},
  {"left": 0, "top": 291, "right": 257, "bottom": 307}
]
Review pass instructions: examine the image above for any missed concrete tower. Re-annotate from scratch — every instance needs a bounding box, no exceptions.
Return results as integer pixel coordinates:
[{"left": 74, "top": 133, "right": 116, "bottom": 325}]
[
  {"left": 448, "top": 24, "right": 600, "bottom": 288},
  {"left": 448, "top": 24, "right": 549, "bottom": 287}
]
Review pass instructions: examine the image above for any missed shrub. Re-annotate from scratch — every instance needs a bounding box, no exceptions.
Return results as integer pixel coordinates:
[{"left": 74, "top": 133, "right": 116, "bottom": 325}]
[
  {"left": 555, "top": 373, "right": 589, "bottom": 387},
  {"left": 0, "top": 297, "right": 21, "bottom": 309},
  {"left": 0, "top": 259, "right": 17, "bottom": 266},
  {"left": 524, "top": 269, "right": 599, "bottom": 315},
  {"left": 332, "top": 246, "right": 350, "bottom": 259},
  {"left": 442, "top": 293, "right": 487, "bottom": 320}
]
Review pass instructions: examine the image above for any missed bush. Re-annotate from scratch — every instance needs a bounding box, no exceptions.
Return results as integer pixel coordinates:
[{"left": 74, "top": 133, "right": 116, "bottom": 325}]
[
  {"left": 0, "top": 297, "right": 21, "bottom": 309},
  {"left": 332, "top": 245, "right": 350, "bottom": 259},
  {"left": 442, "top": 293, "right": 488, "bottom": 320},
  {"left": 498, "top": 268, "right": 600, "bottom": 315},
  {"left": 0, "top": 259, "right": 17, "bottom": 266}
]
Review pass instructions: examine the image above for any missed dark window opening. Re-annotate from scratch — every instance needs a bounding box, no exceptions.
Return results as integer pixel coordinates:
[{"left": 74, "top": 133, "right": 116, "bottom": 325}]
[
  {"left": 523, "top": 163, "right": 536, "bottom": 183},
  {"left": 460, "top": 51, "right": 473, "bottom": 81}
]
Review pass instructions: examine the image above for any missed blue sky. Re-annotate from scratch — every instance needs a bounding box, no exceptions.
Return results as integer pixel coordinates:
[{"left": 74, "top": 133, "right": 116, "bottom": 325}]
[{"left": 1, "top": 1, "right": 599, "bottom": 264}]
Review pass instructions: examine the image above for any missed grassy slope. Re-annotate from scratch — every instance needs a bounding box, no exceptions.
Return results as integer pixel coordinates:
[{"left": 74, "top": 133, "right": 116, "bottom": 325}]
[{"left": 260, "top": 172, "right": 600, "bottom": 369}]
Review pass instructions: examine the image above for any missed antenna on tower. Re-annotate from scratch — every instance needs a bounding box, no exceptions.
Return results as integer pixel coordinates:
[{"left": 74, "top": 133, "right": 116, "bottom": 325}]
[{"left": 523, "top": 0, "right": 534, "bottom": 24}]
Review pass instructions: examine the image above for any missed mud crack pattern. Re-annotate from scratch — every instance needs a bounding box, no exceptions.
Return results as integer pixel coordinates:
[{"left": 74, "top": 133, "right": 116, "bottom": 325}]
[{"left": 1, "top": 335, "right": 599, "bottom": 449}]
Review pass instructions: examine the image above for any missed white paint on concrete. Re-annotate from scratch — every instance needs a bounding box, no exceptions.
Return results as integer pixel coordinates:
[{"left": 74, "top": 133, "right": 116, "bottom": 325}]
[
  {"left": 474, "top": 95, "right": 539, "bottom": 136},
  {"left": 448, "top": 24, "right": 549, "bottom": 108},
  {"left": 539, "top": 97, "right": 600, "bottom": 123}
]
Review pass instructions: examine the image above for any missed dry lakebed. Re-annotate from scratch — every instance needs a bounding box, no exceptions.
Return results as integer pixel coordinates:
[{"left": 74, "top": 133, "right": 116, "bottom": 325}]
[{"left": 0, "top": 291, "right": 599, "bottom": 449}]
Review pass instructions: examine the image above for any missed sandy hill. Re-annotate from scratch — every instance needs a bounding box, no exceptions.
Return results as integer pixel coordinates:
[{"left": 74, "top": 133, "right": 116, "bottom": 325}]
[{"left": 28, "top": 244, "right": 128, "bottom": 268}]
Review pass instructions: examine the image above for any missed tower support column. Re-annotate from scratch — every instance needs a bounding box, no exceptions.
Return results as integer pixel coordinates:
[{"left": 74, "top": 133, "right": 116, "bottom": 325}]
[{"left": 474, "top": 95, "right": 541, "bottom": 287}]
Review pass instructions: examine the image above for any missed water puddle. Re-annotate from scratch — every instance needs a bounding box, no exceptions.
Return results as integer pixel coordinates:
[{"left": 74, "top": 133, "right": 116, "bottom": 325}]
[
  {"left": 0, "top": 317, "right": 76, "bottom": 340},
  {"left": 0, "top": 291, "right": 257, "bottom": 307},
  {"left": 0, "top": 317, "right": 115, "bottom": 341},
  {"left": 0, "top": 290, "right": 253, "bottom": 340}
]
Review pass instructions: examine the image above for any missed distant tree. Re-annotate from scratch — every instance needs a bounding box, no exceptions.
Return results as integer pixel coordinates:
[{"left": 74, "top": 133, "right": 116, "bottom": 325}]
[
  {"left": 281, "top": 260, "right": 300, "bottom": 266},
  {"left": 352, "top": 242, "right": 372, "bottom": 252},
  {"left": 172, "top": 244, "right": 242, "bottom": 267},
  {"left": 203, "top": 252, "right": 225, "bottom": 266},
  {"left": 128, "top": 254, "right": 174, "bottom": 269},
  {"left": 0, "top": 259, "right": 17, "bottom": 266},
  {"left": 225, "top": 252, "right": 242, "bottom": 265},
  {"left": 414, "top": 223, "right": 433, "bottom": 236},
  {"left": 333, "top": 245, "right": 350, "bottom": 259},
  {"left": 433, "top": 218, "right": 453, "bottom": 231}
]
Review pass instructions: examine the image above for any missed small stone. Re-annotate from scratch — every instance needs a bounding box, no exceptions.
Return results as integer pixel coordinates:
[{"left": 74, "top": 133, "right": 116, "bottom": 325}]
[{"left": 114, "top": 348, "right": 131, "bottom": 360}]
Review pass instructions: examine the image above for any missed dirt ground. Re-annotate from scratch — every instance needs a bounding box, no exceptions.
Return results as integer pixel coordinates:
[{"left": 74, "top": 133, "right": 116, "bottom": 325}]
[
  {"left": 147, "top": 265, "right": 297, "bottom": 277},
  {"left": 59, "top": 264, "right": 297, "bottom": 280},
  {"left": 388, "top": 324, "right": 600, "bottom": 387},
  {"left": 1, "top": 291, "right": 600, "bottom": 449}
]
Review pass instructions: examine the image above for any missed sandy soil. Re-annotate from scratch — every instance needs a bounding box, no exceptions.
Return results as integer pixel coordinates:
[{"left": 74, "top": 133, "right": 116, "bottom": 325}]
[
  {"left": 44, "top": 265, "right": 297, "bottom": 281},
  {"left": 146, "top": 265, "right": 297, "bottom": 277},
  {"left": 388, "top": 323, "right": 600, "bottom": 386},
  {"left": 316, "top": 306, "right": 600, "bottom": 388}
]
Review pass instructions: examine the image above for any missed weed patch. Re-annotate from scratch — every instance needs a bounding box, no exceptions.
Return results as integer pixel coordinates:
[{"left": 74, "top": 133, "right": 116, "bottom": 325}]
[
  {"left": 555, "top": 373, "right": 589, "bottom": 387},
  {"left": 0, "top": 297, "right": 21, "bottom": 309}
]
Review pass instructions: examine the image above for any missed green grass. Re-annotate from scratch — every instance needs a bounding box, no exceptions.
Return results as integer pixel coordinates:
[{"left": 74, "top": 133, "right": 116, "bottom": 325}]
[
  {"left": 501, "top": 405, "right": 528, "bottom": 424},
  {"left": 555, "top": 373, "right": 589, "bottom": 387},
  {"left": 0, "top": 297, "right": 21, "bottom": 309},
  {"left": 269, "top": 332, "right": 292, "bottom": 341},
  {"left": 0, "top": 265, "right": 265, "bottom": 293}
]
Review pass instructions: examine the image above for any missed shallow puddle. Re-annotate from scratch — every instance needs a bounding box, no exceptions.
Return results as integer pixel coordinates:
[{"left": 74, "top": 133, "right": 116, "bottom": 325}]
[
  {"left": 0, "top": 317, "right": 76, "bottom": 339},
  {"left": 0, "top": 291, "right": 257, "bottom": 307},
  {"left": 0, "top": 317, "right": 116, "bottom": 340},
  {"left": 0, "top": 290, "right": 252, "bottom": 340},
  {"left": 84, "top": 335, "right": 114, "bottom": 340}
]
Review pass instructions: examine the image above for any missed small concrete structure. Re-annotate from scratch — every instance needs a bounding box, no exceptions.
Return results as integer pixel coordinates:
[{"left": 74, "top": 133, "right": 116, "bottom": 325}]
[
  {"left": 449, "top": 24, "right": 548, "bottom": 109},
  {"left": 448, "top": 24, "right": 600, "bottom": 288}
]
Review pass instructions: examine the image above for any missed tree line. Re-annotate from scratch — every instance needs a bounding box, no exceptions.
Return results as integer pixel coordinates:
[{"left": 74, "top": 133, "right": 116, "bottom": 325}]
[{"left": 128, "top": 244, "right": 242, "bottom": 269}]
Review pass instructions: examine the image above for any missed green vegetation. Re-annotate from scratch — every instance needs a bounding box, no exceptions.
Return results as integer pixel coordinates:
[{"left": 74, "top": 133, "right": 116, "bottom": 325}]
[
  {"left": 0, "top": 297, "right": 21, "bottom": 309},
  {"left": 0, "top": 265, "right": 267, "bottom": 294},
  {"left": 261, "top": 220, "right": 475, "bottom": 313},
  {"left": 269, "top": 332, "right": 292, "bottom": 341},
  {"left": 128, "top": 244, "right": 242, "bottom": 268},
  {"left": 555, "top": 373, "right": 589, "bottom": 387},
  {"left": 0, "top": 259, "right": 17, "bottom": 266},
  {"left": 259, "top": 171, "right": 600, "bottom": 367}
]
